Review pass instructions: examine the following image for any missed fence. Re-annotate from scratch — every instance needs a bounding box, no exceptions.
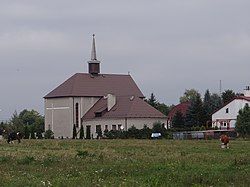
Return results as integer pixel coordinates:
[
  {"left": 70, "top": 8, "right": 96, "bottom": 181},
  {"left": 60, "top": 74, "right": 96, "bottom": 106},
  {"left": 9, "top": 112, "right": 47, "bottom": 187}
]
[{"left": 173, "top": 130, "right": 237, "bottom": 140}]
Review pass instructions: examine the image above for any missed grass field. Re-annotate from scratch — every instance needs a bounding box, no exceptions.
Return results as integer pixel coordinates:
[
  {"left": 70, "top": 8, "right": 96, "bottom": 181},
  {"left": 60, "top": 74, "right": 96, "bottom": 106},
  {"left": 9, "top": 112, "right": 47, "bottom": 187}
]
[{"left": 0, "top": 139, "right": 249, "bottom": 187}]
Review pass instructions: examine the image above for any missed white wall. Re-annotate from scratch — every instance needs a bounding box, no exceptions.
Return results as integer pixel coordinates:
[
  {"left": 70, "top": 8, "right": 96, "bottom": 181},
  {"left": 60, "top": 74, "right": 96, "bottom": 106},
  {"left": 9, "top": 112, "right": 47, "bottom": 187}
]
[
  {"left": 45, "top": 97, "right": 73, "bottom": 138},
  {"left": 212, "top": 99, "right": 250, "bottom": 129},
  {"left": 82, "top": 117, "right": 167, "bottom": 139},
  {"left": 45, "top": 96, "right": 100, "bottom": 138}
]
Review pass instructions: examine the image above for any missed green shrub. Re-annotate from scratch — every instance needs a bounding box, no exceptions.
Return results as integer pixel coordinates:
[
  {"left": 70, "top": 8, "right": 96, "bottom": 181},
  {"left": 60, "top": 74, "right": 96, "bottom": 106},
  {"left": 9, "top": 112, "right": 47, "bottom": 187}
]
[{"left": 44, "top": 129, "right": 54, "bottom": 139}]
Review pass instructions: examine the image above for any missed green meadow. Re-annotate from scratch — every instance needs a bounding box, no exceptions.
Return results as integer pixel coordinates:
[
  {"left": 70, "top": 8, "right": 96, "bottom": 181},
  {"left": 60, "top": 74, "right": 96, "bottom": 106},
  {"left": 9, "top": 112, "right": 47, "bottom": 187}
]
[{"left": 0, "top": 139, "right": 249, "bottom": 187}]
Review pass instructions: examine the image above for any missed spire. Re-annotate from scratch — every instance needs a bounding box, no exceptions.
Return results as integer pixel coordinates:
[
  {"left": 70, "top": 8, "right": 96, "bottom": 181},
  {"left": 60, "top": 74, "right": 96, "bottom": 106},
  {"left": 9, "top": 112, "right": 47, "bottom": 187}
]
[
  {"left": 88, "top": 34, "right": 100, "bottom": 75},
  {"left": 91, "top": 34, "right": 97, "bottom": 61}
]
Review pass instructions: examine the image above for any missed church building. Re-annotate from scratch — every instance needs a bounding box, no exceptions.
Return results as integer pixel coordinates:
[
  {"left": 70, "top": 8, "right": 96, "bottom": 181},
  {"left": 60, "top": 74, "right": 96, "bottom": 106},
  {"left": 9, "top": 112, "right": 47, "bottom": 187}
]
[{"left": 44, "top": 35, "right": 167, "bottom": 138}]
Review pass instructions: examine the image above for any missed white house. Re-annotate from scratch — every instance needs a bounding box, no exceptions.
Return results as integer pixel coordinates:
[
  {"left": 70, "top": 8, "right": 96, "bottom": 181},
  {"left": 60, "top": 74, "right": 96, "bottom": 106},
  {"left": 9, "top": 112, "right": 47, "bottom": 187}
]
[{"left": 212, "top": 87, "right": 250, "bottom": 129}]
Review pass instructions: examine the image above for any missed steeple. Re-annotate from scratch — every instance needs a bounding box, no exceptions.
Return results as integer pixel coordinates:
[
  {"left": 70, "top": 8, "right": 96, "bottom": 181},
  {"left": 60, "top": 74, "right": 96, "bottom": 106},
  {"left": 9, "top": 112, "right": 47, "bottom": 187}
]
[
  {"left": 91, "top": 34, "right": 97, "bottom": 60},
  {"left": 88, "top": 34, "right": 100, "bottom": 75}
]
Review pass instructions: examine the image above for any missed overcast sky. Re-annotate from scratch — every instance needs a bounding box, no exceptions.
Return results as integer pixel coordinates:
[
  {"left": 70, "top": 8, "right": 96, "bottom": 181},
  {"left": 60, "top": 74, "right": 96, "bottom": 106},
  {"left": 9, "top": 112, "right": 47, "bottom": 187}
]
[{"left": 0, "top": 0, "right": 250, "bottom": 120}]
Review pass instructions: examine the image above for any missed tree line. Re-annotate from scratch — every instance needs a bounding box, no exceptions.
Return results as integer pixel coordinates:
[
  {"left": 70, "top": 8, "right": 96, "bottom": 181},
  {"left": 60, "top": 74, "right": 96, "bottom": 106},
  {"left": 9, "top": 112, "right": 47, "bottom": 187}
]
[
  {"left": 0, "top": 109, "right": 44, "bottom": 139},
  {"left": 0, "top": 88, "right": 249, "bottom": 139},
  {"left": 146, "top": 89, "right": 249, "bottom": 134}
]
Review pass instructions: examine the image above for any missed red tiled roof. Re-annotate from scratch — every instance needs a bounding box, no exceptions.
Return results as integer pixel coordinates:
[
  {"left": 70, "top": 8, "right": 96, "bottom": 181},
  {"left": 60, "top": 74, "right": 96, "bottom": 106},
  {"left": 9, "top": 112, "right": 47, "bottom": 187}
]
[
  {"left": 44, "top": 73, "right": 144, "bottom": 98},
  {"left": 167, "top": 102, "right": 190, "bottom": 119},
  {"left": 236, "top": 96, "right": 250, "bottom": 102},
  {"left": 82, "top": 96, "right": 166, "bottom": 120}
]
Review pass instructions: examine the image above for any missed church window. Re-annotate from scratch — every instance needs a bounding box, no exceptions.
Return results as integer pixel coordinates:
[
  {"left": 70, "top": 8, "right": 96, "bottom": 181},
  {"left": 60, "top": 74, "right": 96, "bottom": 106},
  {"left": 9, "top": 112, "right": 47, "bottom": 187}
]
[
  {"left": 118, "top": 124, "right": 122, "bottom": 130},
  {"left": 112, "top": 125, "right": 116, "bottom": 130},
  {"left": 105, "top": 125, "right": 108, "bottom": 131},
  {"left": 75, "top": 103, "right": 79, "bottom": 128},
  {"left": 226, "top": 108, "right": 229, "bottom": 113},
  {"left": 96, "top": 125, "right": 101, "bottom": 133},
  {"left": 95, "top": 112, "right": 102, "bottom": 117}
]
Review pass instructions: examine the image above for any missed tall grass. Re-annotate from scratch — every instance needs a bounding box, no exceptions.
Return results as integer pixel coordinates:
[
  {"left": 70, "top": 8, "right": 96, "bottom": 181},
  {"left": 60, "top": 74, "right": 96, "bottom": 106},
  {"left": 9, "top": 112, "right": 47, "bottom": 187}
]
[{"left": 0, "top": 139, "right": 249, "bottom": 186}]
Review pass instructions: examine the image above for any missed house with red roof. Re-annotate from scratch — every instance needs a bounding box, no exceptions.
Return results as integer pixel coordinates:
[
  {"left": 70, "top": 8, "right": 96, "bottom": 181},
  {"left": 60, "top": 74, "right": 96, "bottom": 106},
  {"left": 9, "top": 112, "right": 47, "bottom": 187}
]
[
  {"left": 212, "top": 87, "right": 250, "bottom": 129},
  {"left": 167, "top": 102, "right": 190, "bottom": 128},
  {"left": 44, "top": 35, "right": 166, "bottom": 138}
]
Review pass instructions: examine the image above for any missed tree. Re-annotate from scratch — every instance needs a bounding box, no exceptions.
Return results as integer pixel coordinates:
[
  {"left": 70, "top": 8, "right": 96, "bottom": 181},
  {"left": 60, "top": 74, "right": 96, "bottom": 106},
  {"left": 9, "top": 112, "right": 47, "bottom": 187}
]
[
  {"left": 10, "top": 111, "right": 24, "bottom": 133},
  {"left": 222, "top": 90, "right": 236, "bottom": 104},
  {"left": 156, "top": 103, "right": 171, "bottom": 116},
  {"left": 146, "top": 93, "right": 172, "bottom": 116},
  {"left": 72, "top": 124, "right": 77, "bottom": 139},
  {"left": 236, "top": 104, "right": 250, "bottom": 138},
  {"left": 180, "top": 89, "right": 200, "bottom": 103},
  {"left": 10, "top": 109, "right": 44, "bottom": 136},
  {"left": 203, "top": 90, "right": 213, "bottom": 126},
  {"left": 30, "top": 125, "right": 36, "bottom": 139},
  {"left": 79, "top": 125, "right": 84, "bottom": 139},
  {"left": 185, "top": 93, "right": 206, "bottom": 128},
  {"left": 147, "top": 93, "right": 158, "bottom": 108},
  {"left": 172, "top": 110, "right": 185, "bottom": 129},
  {"left": 24, "top": 125, "right": 30, "bottom": 139},
  {"left": 210, "top": 93, "right": 223, "bottom": 113}
]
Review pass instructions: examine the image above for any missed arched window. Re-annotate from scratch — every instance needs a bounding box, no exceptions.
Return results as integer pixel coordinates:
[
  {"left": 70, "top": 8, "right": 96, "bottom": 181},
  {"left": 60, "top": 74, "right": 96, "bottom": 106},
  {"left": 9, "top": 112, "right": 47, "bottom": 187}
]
[{"left": 75, "top": 103, "right": 79, "bottom": 128}]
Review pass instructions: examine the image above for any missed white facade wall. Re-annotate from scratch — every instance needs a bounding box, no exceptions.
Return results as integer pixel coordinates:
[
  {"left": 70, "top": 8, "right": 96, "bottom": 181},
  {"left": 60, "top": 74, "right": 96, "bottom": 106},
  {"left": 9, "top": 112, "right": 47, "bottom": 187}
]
[
  {"left": 45, "top": 97, "right": 99, "bottom": 138},
  {"left": 82, "top": 117, "right": 167, "bottom": 139},
  {"left": 212, "top": 99, "right": 250, "bottom": 129}
]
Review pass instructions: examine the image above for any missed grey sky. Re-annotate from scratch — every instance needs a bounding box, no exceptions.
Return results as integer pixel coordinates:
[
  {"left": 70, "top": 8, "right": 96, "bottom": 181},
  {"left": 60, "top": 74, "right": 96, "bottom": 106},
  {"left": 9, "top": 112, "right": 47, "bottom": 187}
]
[{"left": 0, "top": 0, "right": 249, "bottom": 120}]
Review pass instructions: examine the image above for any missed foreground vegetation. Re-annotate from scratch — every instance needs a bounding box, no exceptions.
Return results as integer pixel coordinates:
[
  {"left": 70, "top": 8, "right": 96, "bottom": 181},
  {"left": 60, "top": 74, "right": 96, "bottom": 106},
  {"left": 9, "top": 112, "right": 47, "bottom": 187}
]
[{"left": 0, "top": 139, "right": 249, "bottom": 187}]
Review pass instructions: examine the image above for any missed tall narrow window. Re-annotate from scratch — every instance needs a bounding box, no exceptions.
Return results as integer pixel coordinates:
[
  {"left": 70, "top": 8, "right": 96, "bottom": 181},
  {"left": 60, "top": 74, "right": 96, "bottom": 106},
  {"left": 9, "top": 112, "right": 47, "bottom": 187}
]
[
  {"left": 112, "top": 125, "right": 116, "bottom": 130},
  {"left": 226, "top": 108, "right": 229, "bottom": 113},
  {"left": 75, "top": 103, "right": 79, "bottom": 128}
]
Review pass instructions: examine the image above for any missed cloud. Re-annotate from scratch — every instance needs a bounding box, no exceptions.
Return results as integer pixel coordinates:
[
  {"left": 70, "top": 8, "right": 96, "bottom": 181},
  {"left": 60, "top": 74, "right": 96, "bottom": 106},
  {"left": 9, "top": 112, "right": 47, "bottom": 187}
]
[{"left": 0, "top": 0, "right": 250, "bottom": 119}]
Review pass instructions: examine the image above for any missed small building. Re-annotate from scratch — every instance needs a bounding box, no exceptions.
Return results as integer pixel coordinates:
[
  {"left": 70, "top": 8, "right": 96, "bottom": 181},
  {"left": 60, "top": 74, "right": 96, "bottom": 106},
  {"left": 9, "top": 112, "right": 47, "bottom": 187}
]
[
  {"left": 212, "top": 87, "right": 250, "bottom": 129},
  {"left": 44, "top": 35, "right": 167, "bottom": 138}
]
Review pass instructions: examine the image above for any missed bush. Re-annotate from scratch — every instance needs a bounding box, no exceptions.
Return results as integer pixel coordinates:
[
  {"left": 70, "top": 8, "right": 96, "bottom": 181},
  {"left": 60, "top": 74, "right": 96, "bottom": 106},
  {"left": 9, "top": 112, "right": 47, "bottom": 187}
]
[{"left": 44, "top": 130, "right": 54, "bottom": 139}]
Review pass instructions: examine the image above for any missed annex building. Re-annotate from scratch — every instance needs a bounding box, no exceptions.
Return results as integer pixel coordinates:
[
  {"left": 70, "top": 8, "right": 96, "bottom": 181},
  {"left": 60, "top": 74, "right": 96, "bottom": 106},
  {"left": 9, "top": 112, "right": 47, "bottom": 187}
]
[
  {"left": 212, "top": 87, "right": 250, "bottom": 129},
  {"left": 44, "top": 35, "right": 167, "bottom": 138}
]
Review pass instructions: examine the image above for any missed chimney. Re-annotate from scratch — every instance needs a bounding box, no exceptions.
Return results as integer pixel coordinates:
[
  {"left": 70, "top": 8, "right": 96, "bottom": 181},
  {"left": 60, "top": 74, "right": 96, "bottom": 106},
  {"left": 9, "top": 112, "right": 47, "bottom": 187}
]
[
  {"left": 244, "top": 86, "right": 250, "bottom": 97},
  {"left": 107, "top": 94, "right": 116, "bottom": 111},
  {"left": 88, "top": 34, "right": 100, "bottom": 75}
]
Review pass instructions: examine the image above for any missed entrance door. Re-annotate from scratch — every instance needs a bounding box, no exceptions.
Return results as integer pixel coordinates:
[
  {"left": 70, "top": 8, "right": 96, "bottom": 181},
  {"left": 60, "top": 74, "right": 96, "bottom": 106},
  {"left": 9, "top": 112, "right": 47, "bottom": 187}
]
[{"left": 86, "top": 125, "right": 91, "bottom": 139}]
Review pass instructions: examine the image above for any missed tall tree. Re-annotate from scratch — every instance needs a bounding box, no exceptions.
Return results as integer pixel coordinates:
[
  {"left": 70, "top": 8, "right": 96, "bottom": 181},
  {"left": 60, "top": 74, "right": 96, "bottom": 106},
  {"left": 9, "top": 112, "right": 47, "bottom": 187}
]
[
  {"left": 185, "top": 93, "right": 205, "bottom": 128},
  {"left": 222, "top": 90, "right": 236, "bottom": 104},
  {"left": 236, "top": 104, "right": 250, "bottom": 138},
  {"left": 172, "top": 110, "right": 185, "bottom": 129},
  {"left": 180, "top": 89, "right": 200, "bottom": 103},
  {"left": 79, "top": 124, "right": 84, "bottom": 139},
  {"left": 203, "top": 90, "right": 212, "bottom": 124},
  {"left": 157, "top": 103, "right": 171, "bottom": 116},
  {"left": 72, "top": 124, "right": 77, "bottom": 139},
  {"left": 210, "top": 93, "right": 223, "bottom": 113},
  {"left": 147, "top": 93, "right": 158, "bottom": 108},
  {"left": 146, "top": 93, "right": 171, "bottom": 116}
]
